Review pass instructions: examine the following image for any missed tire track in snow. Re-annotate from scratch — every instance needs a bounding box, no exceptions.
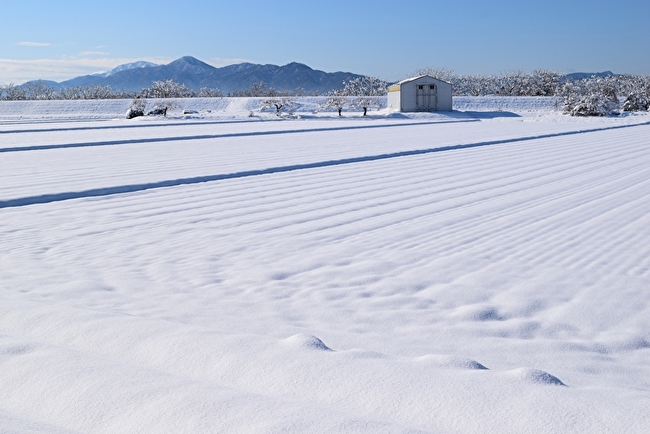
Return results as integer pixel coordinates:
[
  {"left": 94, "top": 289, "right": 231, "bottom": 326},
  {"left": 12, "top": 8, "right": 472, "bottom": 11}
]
[
  {"left": 2, "top": 121, "right": 649, "bottom": 208},
  {"left": 239, "top": 127, "right": 650, "bottom": 245},
  {"left": 0, "top": 119, "right": 473, "bottom": 153},
  {"left": 25, "top": 122, "right": 648, "bottom": 282},
  {"left": 0, "top": 118, "right": 258, "bottom": 135},
  {"left": 161, "top": 124, "right": 649, "bottom": 280}
]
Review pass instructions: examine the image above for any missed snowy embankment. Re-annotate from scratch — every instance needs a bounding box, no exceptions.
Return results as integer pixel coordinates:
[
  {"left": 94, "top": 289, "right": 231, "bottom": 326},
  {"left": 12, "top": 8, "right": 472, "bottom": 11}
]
[
  {"left": 0, "top": 96, "right": 560, "bottom": 121},
  {"left": 1, "top": 99, "right": 649, "bottom": 433}
]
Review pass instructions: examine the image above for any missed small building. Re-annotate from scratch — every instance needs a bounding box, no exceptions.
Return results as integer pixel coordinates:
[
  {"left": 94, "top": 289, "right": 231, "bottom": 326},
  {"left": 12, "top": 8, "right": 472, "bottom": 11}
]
[{"left": 387, "top": 75, "right": 453, "bottom": 112}]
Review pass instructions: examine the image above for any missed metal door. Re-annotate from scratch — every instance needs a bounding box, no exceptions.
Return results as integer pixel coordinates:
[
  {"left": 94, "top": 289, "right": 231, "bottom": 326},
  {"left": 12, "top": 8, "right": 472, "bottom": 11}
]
[{"left": 416, "top": 84, "right": 437, "bottom": 111}]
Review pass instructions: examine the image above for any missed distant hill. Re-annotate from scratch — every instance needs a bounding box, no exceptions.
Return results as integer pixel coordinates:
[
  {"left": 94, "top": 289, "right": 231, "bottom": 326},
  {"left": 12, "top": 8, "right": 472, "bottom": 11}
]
[
  {"left": 24, "top": 56, "right": 363, "bottom": 94},
  {"left": 564, "top": 71, "right": 616, "bottom": 80}
]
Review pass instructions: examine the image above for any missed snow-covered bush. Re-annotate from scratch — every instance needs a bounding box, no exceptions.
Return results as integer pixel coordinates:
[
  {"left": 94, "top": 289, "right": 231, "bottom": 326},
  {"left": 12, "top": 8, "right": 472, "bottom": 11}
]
[
  {"left": 147, "top": 100, "right": 178, "bottom": 117},
  {"left": 623, "top": 93, "right": 649, "bottom": 112},
  {"left": 260, "top": 97, "right": 295, "bottom": 116},
  {"left": 560, "top": 78, "right": 620, "bottom": 116},
  {"left": 147, "top": 106, "right": 167, "bottom": 116},
  {"left": 621, "top": 76, "right": 650, "bottom": 112},
  {"left": 126, "top": 96, "right": 147, "bottom": 119},
  {"left": 126, "top": 108, "right": 144, "bottom": 119}
]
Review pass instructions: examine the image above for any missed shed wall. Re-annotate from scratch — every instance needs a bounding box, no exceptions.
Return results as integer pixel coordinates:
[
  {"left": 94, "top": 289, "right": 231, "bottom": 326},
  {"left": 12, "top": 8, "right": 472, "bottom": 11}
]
[
  {"left": 436, "top": 82, "right": 453, "bottom": 111},
  {"left": 391, "top": 76, "right": 452, "bottom": 112},
  {"left": 387, "top": 91, "right": 401, "bottom": 111},
  {"left": 401, "top": 82, "right": 419, "bottom": 111}
]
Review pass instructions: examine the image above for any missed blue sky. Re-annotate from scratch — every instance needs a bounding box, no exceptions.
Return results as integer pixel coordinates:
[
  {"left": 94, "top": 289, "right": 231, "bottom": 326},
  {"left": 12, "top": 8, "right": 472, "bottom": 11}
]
[{"left": 2, "top": 0, "right": 649, "bottom": 84}]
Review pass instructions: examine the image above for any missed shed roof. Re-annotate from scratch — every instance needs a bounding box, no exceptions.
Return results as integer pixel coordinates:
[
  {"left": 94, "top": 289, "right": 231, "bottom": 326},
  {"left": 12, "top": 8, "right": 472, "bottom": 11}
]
[{"left": 390, "top": 75, "right": 452, "bottom": 88}]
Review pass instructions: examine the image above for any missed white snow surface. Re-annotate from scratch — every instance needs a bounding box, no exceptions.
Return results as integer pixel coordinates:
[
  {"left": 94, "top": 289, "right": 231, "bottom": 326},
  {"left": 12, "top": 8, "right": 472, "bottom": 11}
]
[{"left": 1, "top": 97, "right": 649, "bottom": 433}]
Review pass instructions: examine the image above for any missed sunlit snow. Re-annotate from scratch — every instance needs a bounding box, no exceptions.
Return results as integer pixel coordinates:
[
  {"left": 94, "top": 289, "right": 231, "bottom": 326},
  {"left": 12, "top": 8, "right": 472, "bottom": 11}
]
[{"left": 1, "top": 97, "right": 649, "bottom": 433}]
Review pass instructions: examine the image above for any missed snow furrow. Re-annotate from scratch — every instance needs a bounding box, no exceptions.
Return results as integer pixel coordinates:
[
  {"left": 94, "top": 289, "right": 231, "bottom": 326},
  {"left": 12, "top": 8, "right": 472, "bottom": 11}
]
[{"left": 2, "top": 106, "right": 649, "bottom": 433}]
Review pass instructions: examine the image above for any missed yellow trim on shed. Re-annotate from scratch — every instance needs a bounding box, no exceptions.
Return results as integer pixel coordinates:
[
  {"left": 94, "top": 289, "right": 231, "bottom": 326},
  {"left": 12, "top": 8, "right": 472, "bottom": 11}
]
[{"left": 387, "top": 84, "right": 401, "bottom": 92}]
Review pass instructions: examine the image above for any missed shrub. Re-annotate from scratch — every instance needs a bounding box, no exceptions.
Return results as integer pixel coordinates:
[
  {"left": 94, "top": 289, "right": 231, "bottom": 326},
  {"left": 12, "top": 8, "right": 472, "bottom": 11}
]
[
  {"left": 560, "top": 78, "right": 619, "bottom": 116},
  {"left": 126, "top": 96, "right": 147, "bottom": 119}
]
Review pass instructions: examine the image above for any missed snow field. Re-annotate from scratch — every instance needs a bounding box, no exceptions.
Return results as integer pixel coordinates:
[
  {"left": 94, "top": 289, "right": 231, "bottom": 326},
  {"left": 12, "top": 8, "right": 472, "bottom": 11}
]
[{"left": 1, "top": 99, "right": 649, "bottom": 433}]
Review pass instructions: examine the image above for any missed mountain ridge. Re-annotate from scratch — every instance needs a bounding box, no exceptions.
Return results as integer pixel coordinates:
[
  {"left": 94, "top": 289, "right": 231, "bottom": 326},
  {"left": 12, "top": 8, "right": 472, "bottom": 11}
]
[{"left": 28, "top": 56, "right": 363, "bottom": 94}]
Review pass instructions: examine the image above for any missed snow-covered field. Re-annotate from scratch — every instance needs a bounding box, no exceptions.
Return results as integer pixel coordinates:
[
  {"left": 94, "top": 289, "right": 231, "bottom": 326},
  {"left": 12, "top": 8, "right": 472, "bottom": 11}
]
[{"left": 1, "top": 98, "right": 649, "bottom": 433}]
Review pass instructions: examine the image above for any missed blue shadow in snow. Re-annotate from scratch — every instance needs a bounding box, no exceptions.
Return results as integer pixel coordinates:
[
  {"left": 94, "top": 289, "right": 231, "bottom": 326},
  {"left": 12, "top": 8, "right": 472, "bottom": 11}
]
[
  {"left": 453, "top": 110, "right": 521, "bottom": 119},
  {"left": 0, "top": 118, "right": 261, "bottom": 136},
  {"left": 1, "top": 120, "right": 649, "bottom": 209},
  {"left": 0, "top": 120, "right": 477, "bottom": 154}
]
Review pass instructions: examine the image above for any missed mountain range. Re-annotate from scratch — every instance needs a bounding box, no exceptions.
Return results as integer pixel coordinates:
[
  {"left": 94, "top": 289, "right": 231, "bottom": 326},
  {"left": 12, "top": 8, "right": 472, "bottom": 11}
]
[
  {"left": 30, "top": 56, "right": 363, "bottom": 94},
  {"left": 21, "top": 58, "right": 618, "bottom": 96},
  {"left": 563, "top": 71, "right": 615, "bottom": 81}
]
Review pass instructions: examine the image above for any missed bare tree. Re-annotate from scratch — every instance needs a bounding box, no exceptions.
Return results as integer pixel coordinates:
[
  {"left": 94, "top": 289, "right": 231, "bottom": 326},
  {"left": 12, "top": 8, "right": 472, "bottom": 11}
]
[
  {"left": 24, "top": 81, "right": 57, "bottom": 100},
  {"left": 196, "top": 87, "right": 223, "bottom": 97},
  {"left": 234, "top": 81, "right": 272, "bottom": 97},
  {"left": 143, "top": 80, "right": 192, "bottom": 98},
  {"left": 409, "top": 67, "right": 455, "bottom": 82},
  {"left": 59, "top": 85, "right": 120, "bottom": 100},
  {"left": 321, "top": 88, "right": 349, "bottom": 116},
  {"left": 343, "top": 76, "right": 387, "bottom": 116},
  {"left": 531, "top": 70, "right": 563, "bottom": 96},
  {"left": 1, "top": 83, "right": 27, "bottom": 100},
  {"left": 260, "top": 97, "right": 295, "bottom": 116}
]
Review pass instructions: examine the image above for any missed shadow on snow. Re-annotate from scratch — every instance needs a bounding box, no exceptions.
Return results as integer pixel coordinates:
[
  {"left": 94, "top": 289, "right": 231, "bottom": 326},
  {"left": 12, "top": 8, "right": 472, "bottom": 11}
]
[
  {"left": 1, "top": 120, "right": 649, "bottom": 209},
  {"left": 0, "top": 119, "right": 477, "bottom": 153}
]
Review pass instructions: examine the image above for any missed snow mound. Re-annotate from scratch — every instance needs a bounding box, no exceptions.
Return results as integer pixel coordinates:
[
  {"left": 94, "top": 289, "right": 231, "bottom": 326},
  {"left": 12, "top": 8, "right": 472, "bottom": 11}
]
[
  {"left": 509, "top": 368, "right": 566, "bottom": 386},
  {"left": 282, "top": 334, "right": 332, "bottom": 351},
  {"left": 417, "top": 354, "right": 488, "bottom": 370}
]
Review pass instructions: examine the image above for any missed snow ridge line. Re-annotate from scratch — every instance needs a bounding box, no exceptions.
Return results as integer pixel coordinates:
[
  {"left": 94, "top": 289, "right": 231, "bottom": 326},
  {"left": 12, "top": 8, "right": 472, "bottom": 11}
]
[
  {"left": 0, "top": 118, "right": 258, "bottom": 135},
  {"left": 2, "top": 121, "right": 649, "bottom": 209},
  {"left": 0, "top": 120, "right": 475, "bottom": 153}
]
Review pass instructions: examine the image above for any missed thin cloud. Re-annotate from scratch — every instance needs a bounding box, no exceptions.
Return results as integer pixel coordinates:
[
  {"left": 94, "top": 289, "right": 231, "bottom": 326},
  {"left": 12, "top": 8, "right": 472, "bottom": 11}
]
[
  {"left": 17, "top": 42, "right": 52, "bottom": 47},
  {"left": 79, "top": 51, "right": 111, "bottom": 57},
  {"left": 0, "top": 56, "right": 173, "bottom": 84}
]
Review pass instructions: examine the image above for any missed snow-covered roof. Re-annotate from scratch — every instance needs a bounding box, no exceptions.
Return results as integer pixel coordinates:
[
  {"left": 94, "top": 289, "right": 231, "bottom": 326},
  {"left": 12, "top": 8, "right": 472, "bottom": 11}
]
[{"left": 390, "top": 75, "right": 452, "bottom": 88}]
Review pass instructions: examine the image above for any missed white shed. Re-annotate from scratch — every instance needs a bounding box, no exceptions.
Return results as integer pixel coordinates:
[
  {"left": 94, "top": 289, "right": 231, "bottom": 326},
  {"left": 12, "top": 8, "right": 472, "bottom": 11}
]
[{"left": 387, "top": 75, "right": 453, "bottom": 112}]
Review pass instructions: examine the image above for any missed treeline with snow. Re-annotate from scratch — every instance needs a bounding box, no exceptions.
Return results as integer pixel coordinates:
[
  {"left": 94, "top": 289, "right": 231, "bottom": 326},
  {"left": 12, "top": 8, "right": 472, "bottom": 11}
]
[
  {"left": 0, "top": 80, "right": 224, "bottom": 101},
  {"left": 122, "top": 76, "right": 387, "bottom": 119},
  {"left": 414, "top": 67, "right": 650, "bottom": 116},
  {"left": 2, "top": 70, "right": 649, "bottom": 117}
]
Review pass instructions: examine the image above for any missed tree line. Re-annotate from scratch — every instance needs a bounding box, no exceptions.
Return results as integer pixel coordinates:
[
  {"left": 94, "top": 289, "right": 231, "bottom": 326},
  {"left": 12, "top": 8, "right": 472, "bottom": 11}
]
[
  {"left": 0, "top": 80, "right": 224, "bottom": 101},
  {"left": 3, "top": 70, "right": 649, "bottom": 117},
  {"left": 411, "top": 67, "right": 650, "bottom": 116}
]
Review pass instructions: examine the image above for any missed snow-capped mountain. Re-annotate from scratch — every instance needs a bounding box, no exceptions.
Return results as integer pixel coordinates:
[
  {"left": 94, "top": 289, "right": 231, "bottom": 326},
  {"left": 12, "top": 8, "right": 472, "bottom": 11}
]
[
  {"left": 103, "top": 61, "right": 160, "bottom": 77},
  {"left": 44, "top": 56, "right": 362, "bottom": 94}
]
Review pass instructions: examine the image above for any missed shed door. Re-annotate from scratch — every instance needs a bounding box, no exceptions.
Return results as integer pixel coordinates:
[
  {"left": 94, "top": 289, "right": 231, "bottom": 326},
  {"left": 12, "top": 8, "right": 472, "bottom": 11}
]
[{"left": 416, "top": 84, "right": 437, "bottom": 111}]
